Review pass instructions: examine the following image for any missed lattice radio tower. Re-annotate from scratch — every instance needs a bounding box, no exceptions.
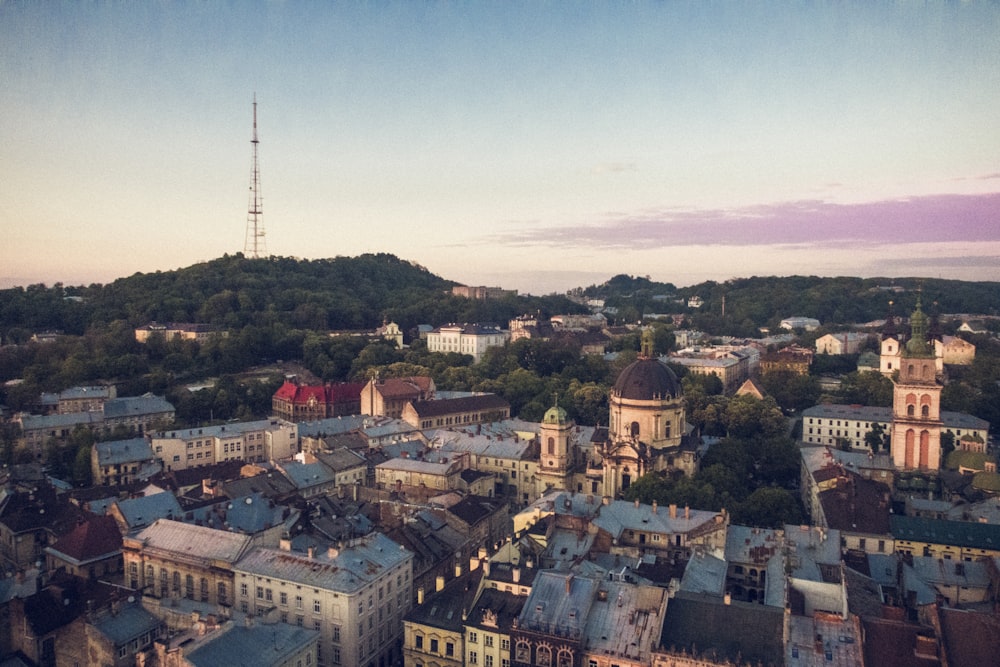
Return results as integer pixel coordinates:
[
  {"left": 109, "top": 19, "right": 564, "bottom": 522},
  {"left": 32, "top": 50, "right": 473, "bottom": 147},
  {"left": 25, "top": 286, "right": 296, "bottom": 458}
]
[{"left": 244, "top": 93, "right": 267, "bottom": 258}]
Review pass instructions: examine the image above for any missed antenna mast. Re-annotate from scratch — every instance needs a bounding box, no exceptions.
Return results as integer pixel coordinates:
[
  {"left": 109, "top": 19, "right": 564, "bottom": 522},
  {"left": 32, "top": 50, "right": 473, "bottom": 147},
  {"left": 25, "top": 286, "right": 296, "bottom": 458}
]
[{"left": 244, "top": 93, "right": 267, "bottom": 258}]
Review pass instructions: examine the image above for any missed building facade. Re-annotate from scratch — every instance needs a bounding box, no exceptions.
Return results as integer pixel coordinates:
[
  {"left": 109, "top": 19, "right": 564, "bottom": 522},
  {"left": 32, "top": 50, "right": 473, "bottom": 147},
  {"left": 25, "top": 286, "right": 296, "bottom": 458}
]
[{"left": 235, "top": 532, "right": 413, "bottom": 667}]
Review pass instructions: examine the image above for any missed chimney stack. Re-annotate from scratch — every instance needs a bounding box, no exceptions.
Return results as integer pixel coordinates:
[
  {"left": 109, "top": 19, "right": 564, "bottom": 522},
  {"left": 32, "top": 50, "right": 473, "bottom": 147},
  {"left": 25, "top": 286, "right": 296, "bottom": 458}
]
[
  {"left": 652, "top": 500, "right": 657, "bottom": 514},
  {"left": 436, "top": 576, "right": 445, "bottom": 592},
  {"left": 417, "top": 587, "right": 425, "bottom": 605},
  {"left": 669, "top": 504, "right": 677, "bottom": 519}
]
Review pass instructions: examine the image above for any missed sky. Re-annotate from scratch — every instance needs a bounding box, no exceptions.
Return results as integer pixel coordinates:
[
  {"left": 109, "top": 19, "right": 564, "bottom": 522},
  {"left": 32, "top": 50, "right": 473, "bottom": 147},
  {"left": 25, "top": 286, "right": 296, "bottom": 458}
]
[{"left": 2, "top": 3, "right": 999, "bottom": 295}]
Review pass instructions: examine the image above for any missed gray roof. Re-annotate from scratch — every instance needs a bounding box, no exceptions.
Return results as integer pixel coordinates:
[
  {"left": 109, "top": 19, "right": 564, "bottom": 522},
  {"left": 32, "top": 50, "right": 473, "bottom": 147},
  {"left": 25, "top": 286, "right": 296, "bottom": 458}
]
[
  {"left": 680, "top": 551, "right": 728, "bottom": 595},
  {"left": 102, "top": 394, "right": 174, "bottom": 418},
  {"left": 802, "top": 403, "right": 989, "bottom": 431},
  {"left": 185, "top": 622, "right": 319, "bottom": 667},
  {"left": 115, "top": 492, "right": 183, "bottom": 530},
  {"left": 891, "top": 514, "right": 1000, "bottom": 551},
  {"left": 92, "top": 602, "right": 162, "bottom": 645},
  {"left": 517, "top": 570, "right": 600, "bottom": 641},
  {"left": 278, "top": 460, "right": 337, "bottom": 489},
  {"left": 297, "top": 414, "right": 370, "bottom": 438},
  {"left": 583, "top": 580, "right": 668, "bottom": 663},
  {"left": 95, "top": 437, "right": 155, "bottom": 466},
  {"left": 235, "top": 532, "right": 410, "bottom": 593},
  {"left": 659, "top": 591, "right": 785, "bottom": 666},
  {"left": 132, "top": 519, "right": 253, "bottom": 563},
  {"left": 593, "top": 499, "right": 722, "bottom": 539},
  {"left": 18, "top": 411, "right": 102, "bottom": 431},
  {"left": 315, "top": 447, "right": 367, "bottom": 472},
  {"left": 59, "top": 385, "right": 114, "bottom": 401},
  {"left": 155, "top": 418, "right": 289, "bottom": 439}
]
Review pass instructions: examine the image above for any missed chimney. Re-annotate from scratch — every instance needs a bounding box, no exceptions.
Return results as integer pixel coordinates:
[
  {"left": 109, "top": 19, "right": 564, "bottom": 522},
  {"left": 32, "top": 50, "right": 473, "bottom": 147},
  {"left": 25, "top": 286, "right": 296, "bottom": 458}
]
[
  {"left": 685, "top": 505, "right": 690, "bottom": 520},
  {"left": 328, "top": 547, "right": 339, "bottom": 559},
  {"left": 513, "top": 567, "right": 521, "bottom": 583},
  {"left": 307, "top": 546, "right": 315, "bottom": 559},
  {"left": 279, "top": 538, "right": 291, "bottom": 551},
  {"left": 478, "top": 546, "right": 488, "bottom": 559},
  {"left": 565, "top": 575, "right": 572, "bottom": 594},
  {"left": 724, "top": 592, "right": 731, "bottom": 605},
  {"left": 436, "top": 576, "right": 445, "bottom": 592},
  {"left": 455, "top": 563, "right": 463, "bottom": 578},
  {"left": 651, "top": 500, "right": 657, "bottom": 514},
  {"left": 634, "top": 498, "right": 640, "bottom": 508},
  {"left": 417, "top": 587, "right": 425, "bottom": 605},
  {"left": 483, "top": 560, "right": 491, "bottom": 576},
  {"left": 602, "top": 496, "right": 611, "bottom": 506},
  {"left": 669, "top": 504, "right": 677, "bottom": 519}
]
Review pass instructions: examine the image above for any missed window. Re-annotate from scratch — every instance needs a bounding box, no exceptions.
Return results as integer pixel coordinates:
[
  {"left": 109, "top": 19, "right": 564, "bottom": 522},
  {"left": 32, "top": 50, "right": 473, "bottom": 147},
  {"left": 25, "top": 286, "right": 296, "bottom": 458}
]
[
  {"left": 280, "top": 591, "right": 288, "bottom": 605},
  {"left": 446, "top": 642, "right": 454, "bottom": 656},
  {"left": 218, "top": 582, "right": 227, "bottom": 605},
  {"left": 296, "top": 595, "right": 303, "bottom": 609},
  {"left": 430, "top": 639, "right": 438, "bottom": 653},
  {"left": 185, "top": 575, "right": 194, "bottom": 599},
  {"left": 241, "top": 583, "right": 248, "bottom": 597},
  {"left": 257, "top": 586, "right": 264, "bottom": 599},
  {"left": 469, "top": 631, "right": 478, "bottom": 643},
  {"left": 485, "top": 635, "right": 494, "bottom": 647},
  {"left": 501, "top": 638, "right": 510, "bottom": 651},
  {"left": 486, "top": 656, "right": 494, "bottom": 667},
  {"left": 332, "top": 625, "right": 341, "bottom": 643},
  {"left": 415, "top": 635, "right": 423, "bottom": 649},
  {"left": 469, "top": 651, "right": 478, "bottom": 664},
  {"left": 314, "top": 599, "right": 321, "bottom": 613}
]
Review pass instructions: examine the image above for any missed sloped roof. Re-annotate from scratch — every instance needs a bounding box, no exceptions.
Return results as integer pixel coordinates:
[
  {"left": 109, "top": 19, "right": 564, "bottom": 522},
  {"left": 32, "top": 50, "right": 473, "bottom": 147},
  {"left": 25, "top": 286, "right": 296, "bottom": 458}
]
[
  {"left": 659, "top": 591, "right": 784, "bottom": 666},
  {"left": 408, "top": 394, "right": 510, "bottom": 417},
  {"left": 46, "top": 515, "right": 122, "bottom": 564},
  {"left": 131, "top": 519, "right": 253, "bottom": 563},
  {"left": 94, "top": 437, "right": 155, "bottom": 466}
]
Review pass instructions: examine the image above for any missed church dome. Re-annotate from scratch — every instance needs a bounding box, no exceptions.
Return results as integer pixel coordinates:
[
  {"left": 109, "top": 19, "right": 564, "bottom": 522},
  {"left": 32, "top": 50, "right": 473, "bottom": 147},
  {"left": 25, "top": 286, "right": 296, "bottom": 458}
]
[
  {"left": 612, "top": 357, "right": 681, "bottom": 401},
  {"left": 543, "top": 405, "right": 568, "bottom": 425}
]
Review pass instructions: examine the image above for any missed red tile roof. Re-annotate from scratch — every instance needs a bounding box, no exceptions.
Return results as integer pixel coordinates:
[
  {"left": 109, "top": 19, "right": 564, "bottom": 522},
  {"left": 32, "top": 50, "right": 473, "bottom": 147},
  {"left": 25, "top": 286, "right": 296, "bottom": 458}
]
[{"left": 48, "top": 515, "right": 122, "bottom": 562}]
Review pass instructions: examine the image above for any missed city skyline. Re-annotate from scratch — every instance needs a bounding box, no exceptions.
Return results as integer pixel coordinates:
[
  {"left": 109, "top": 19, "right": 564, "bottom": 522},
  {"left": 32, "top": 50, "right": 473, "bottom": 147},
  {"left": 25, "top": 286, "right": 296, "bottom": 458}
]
[{"left": 2, "top": 3, "right": 999, "bottom": 295}]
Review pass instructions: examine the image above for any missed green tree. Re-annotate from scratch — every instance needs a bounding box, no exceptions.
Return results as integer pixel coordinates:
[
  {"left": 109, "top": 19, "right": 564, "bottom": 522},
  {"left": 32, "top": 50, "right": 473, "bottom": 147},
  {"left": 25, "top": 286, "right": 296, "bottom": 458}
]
[
  {"left": 864, "top": 422, "right": 887, "bottom": 453},
  {"left": 838, "top": 371, "right": 893, "bottom": 407},
  {"left": 734, "top": 487, "right": 803, "bottom": 528}
]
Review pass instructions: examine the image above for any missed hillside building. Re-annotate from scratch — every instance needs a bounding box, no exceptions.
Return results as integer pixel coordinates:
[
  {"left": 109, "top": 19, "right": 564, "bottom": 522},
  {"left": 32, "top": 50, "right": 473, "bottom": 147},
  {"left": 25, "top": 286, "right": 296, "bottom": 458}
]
[{"left": 426, "top": 323, "right": 507, "bottom": 362}]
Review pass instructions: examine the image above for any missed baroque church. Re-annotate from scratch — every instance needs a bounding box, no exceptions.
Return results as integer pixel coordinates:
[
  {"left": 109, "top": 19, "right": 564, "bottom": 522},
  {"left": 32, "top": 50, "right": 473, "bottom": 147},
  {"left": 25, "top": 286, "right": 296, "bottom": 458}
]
[{"left": 538, "top": 330, "right": 700, "bottom": 500}]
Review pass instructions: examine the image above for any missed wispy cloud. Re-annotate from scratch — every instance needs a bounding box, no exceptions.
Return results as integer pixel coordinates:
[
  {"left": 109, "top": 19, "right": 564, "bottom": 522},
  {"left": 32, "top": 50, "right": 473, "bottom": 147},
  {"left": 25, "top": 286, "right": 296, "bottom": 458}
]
[{"left": 479, "top": 192, "right": 1000, "bottom": 251}]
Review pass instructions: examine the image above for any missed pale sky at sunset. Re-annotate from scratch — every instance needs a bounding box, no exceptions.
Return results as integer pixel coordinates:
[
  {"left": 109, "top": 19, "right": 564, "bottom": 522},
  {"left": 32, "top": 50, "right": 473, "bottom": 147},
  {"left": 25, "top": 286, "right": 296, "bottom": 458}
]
[{"left": 2, "top": 3, "right": 999, "bottom": 294}]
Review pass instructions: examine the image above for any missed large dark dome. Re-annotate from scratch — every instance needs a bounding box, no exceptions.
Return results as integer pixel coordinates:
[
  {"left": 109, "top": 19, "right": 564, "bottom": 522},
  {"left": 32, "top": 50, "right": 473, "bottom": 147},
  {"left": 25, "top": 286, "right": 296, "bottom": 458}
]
[{"left": 612, "top": 358, "right": 682, "bottom": 401}]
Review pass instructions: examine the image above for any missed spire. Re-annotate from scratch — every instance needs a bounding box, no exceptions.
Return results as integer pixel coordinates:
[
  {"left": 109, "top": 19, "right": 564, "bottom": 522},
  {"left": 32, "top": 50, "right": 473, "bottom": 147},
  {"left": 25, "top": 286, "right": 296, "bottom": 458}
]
[
  {"left": 244, "top": 93, "right": 267, "bottom": 258},
  {"left": 882, "top": 300, "right": 898, "bottom": 339}
]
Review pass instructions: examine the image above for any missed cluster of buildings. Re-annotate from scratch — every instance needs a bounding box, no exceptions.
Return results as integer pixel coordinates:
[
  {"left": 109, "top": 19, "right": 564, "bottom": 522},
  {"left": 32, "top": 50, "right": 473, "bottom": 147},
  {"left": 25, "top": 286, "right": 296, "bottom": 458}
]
[
  {"left": 4, "top": 293, "right": 1000, "bottom": 665},
  {"left": 13, "top": 387, "right": 176, "bottom": 457}
]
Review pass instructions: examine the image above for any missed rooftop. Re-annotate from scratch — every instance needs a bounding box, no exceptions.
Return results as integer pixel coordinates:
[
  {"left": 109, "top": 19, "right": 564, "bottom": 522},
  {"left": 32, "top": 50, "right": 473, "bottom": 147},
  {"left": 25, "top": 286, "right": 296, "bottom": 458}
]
[{"left": 235, "top": 532, "right": 410, "bottom": 593}]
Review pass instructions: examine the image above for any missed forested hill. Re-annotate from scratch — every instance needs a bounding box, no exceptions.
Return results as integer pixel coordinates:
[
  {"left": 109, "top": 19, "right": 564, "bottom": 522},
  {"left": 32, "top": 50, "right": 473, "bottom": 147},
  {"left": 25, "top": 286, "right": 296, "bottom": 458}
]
[
  {"left": 582, "top": 274, "right": 1000, "bottom": 335},
  {"left": 0, "top": 253, "right": 581, "bottom": 337}
]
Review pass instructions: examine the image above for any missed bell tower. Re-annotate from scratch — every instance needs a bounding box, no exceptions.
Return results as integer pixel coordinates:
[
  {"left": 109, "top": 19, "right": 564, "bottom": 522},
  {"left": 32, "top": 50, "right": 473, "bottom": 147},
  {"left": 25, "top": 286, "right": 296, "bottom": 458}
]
[
  {"left": 890, "top": 298, "right": 943, "bottom": 471},
  {"left": 538, "top": 396, "right": 573, "bottom": 490}
]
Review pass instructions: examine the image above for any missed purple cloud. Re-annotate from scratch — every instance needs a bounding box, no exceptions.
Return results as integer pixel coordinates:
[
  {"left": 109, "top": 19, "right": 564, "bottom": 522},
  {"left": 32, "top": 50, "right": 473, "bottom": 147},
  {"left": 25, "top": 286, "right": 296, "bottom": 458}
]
[{"left": 483, "top": 192, "right": 1000, "bottom": 250}]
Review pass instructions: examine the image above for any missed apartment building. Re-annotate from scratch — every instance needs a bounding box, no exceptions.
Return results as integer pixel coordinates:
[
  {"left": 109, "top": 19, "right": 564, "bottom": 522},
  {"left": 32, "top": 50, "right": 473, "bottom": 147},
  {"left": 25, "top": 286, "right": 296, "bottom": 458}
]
[
  {"left": 235, "top": 532, "right": 413, "bottom": 667},
  {"left": 151, "top": 418, "right": 298, "bottom": 471}
]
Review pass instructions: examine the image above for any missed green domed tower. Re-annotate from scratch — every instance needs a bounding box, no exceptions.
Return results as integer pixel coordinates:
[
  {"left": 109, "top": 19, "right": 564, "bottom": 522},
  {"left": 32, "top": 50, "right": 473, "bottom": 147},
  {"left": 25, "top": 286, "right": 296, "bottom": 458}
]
[{"left": 538, "top": 396, "right": 574, "bottom": 490}]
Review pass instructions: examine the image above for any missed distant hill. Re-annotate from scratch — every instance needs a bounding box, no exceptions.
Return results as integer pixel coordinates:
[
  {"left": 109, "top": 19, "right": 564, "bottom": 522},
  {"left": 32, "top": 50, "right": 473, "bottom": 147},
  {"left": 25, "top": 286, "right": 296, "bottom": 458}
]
[
  {"left": 0, "top": 253, "right": 584, "bottom": 337},
  {"left": 581, "top": 274, "right": 1000, "bottom": 331}
]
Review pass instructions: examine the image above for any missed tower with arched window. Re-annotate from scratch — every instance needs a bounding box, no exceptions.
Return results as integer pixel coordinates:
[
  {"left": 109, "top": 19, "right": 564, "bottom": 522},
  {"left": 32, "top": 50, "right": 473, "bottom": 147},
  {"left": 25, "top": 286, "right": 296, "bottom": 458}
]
[
  {"left": 890, "top": 299, "right": 943, "bottom": 471},
  {"left": 537, "top": 400, "right": 574, "bottom": 491}
]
